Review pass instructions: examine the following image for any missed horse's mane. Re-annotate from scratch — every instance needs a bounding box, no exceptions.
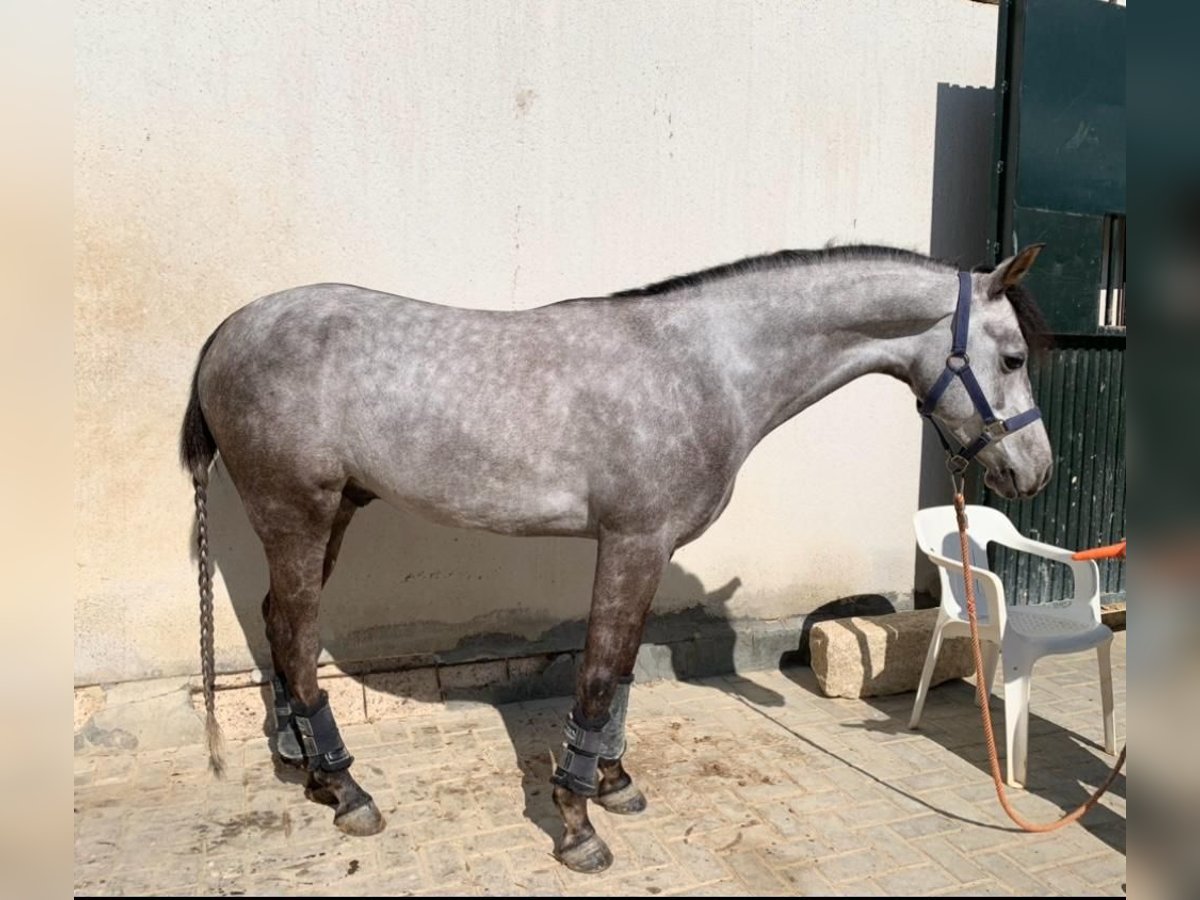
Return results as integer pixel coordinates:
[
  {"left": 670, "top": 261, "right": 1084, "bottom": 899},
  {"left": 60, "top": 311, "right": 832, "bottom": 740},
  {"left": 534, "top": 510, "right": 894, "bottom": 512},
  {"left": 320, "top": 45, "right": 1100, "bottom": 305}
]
[
  {"left": 610, "top": 244, "right": 1048, "bottom": 348},
  {"left": 610, "top": 245, "right": 948, "bottom": 298}
]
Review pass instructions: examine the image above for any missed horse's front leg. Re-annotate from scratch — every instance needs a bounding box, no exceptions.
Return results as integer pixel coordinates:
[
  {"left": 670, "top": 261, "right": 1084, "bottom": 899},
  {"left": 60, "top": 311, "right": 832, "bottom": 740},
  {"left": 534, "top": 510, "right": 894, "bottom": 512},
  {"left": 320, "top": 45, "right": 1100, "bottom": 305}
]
[
  {"left": 553, "top": 529, "right": 669, "bottom": 873},
  {"left": 594, "top": 677, "right": 647, "bottom": 815}
]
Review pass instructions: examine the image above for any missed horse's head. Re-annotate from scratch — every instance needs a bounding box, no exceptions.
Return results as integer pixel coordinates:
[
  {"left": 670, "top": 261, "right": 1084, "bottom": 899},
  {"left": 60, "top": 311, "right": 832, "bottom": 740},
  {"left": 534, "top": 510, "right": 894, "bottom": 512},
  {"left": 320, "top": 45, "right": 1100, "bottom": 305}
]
[{"left": 914, "top": 245, "right": 1053, "bottom": 499}]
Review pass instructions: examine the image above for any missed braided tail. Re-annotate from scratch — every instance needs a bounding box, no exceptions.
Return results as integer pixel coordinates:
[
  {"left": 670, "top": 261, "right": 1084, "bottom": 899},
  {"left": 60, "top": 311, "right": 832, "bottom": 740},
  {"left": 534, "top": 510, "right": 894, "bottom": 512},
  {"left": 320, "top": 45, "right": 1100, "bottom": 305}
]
[
  {"left": 182, "top": 322, "right": 227, "bottom": 776},
  {"left": 194, "top": 474, "right": 226, "bottom": 775}
]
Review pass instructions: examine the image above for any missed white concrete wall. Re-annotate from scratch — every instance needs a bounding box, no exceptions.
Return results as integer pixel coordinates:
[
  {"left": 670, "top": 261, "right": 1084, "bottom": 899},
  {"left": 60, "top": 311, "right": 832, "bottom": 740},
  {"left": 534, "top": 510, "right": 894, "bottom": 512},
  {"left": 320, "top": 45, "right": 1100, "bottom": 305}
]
[{"left": 75, "top": 0, "right": 1000, "bottom": 684}]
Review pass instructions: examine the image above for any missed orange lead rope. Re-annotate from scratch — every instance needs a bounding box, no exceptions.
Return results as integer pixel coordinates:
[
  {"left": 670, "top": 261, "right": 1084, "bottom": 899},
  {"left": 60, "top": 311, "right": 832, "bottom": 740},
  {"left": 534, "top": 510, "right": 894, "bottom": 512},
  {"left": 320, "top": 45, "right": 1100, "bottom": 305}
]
[
  {"left": 954, "top": 493, "right": 1126, "bottom": 832},
  {"left": 1071, "top": 539, "right": 1127, "bottom": 561}
]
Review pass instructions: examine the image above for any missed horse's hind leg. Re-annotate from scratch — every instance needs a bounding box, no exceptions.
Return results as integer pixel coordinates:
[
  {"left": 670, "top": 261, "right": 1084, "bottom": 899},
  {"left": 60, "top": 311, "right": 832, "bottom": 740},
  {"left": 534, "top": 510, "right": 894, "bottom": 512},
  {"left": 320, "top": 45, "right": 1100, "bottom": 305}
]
[
  {"left": 264, "top": 492, "right": 364, "bottom": 767},
  {"left": 258, "top": 489, "right": 384, "bottom": 837},
  {"left": 263, "top": 590, "right": 305, "bottom": 766},
  {"left": 553, "top": 530, "right": 668, "bottom": 873}
]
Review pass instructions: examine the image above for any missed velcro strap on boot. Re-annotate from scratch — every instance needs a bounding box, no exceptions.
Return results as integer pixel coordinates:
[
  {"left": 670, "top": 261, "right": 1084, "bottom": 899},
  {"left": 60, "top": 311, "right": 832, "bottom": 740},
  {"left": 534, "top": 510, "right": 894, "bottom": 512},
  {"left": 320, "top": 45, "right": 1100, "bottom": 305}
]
[
  {"left": 598, "top": 675, "right": 633, "bottom": 761},
  {"left": 269, "top": 674, "right": 305, "bottom": 764},
  {"left": 291, "top": 691, "right": 354, "bottom": 772},
  {"left": 271, "top": 674, "right": 294, "bottom": 726},
  {"left": 551, "top": 707, "right": 609, "bottom": 796}
]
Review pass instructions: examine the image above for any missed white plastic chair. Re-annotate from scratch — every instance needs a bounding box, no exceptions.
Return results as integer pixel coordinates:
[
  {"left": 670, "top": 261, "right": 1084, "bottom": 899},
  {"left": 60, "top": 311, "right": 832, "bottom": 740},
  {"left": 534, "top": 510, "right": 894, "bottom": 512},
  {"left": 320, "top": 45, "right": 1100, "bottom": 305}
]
[{"left": 909, "top": 505, "right": 1116, "bottom": 787}]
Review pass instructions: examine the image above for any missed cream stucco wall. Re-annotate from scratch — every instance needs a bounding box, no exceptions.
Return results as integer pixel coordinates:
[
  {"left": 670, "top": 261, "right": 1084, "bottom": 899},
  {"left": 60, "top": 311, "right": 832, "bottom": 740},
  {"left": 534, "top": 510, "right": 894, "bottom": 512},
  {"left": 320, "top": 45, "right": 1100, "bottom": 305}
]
[{"left": 75, "top": 0, "right": 999, "bottom": 685}]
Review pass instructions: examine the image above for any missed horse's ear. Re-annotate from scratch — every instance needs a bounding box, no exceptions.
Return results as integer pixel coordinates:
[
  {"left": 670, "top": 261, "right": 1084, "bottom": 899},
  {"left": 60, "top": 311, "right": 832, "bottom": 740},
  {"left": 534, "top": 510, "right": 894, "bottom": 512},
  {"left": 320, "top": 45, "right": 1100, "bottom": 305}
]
[{"left": 986, "top": 243, "right": 1045, "bottom": 298}]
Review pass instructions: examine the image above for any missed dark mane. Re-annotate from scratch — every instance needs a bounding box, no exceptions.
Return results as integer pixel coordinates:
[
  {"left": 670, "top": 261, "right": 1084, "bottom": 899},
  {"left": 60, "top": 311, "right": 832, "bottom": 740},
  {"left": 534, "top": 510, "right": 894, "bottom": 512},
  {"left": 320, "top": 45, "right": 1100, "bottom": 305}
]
[
  {"left": 1004, "top": 282, "right": 1051, "bottom": 351},
  {"left": 971, "top": 263, "right": 1052, "bottom": 351},
  {"left": 610, "top": 244, "right": 1049, "bottom": 349},
  {"left": 610, "top": 245, "right": 951, "bottom": 298}
]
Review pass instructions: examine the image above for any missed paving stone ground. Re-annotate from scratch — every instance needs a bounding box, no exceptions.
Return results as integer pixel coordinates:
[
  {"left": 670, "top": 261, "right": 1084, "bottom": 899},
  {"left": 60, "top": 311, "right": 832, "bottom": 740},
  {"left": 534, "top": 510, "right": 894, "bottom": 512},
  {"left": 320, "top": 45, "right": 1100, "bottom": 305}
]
[{"left": 74, "top": 633, "right": 1125, "bottom": 896}]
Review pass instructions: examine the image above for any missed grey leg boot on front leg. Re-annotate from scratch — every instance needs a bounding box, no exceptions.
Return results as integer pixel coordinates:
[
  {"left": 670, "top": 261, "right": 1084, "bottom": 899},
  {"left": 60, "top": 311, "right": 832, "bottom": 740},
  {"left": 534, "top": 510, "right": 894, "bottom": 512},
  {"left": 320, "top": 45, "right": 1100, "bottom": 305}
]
[
  {"left": 551, "top": 707, "right": 614, "bottom": 873},
  {"left": 594, "top": 676, "right": 647, "bottom": 815},
  {"left": 552, "top": 529, "right": 670, "bottom": 873}
]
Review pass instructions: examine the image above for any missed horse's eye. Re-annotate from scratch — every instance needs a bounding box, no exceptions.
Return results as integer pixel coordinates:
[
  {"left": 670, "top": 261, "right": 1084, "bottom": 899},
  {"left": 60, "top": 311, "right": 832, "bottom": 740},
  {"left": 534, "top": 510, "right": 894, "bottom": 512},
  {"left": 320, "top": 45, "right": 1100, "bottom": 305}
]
[{"left": 1002, "top": 354, "right": 1026, "bottom": 372}]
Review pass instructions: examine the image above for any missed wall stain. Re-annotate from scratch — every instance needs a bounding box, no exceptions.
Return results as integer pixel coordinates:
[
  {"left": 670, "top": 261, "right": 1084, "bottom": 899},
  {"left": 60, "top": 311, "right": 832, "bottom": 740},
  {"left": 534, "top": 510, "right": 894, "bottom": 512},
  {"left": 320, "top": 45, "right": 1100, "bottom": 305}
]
[{"left": 513, "top": 88, "right": 536, "bottom": 117}]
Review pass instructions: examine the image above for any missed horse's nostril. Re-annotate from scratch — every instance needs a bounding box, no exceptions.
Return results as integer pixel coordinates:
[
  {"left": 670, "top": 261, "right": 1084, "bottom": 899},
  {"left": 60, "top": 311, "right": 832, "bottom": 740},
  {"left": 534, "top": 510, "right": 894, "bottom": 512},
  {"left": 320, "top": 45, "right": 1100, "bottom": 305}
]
[{"left": 1001, "top": 467, "right": 1019, "bottom": 497}]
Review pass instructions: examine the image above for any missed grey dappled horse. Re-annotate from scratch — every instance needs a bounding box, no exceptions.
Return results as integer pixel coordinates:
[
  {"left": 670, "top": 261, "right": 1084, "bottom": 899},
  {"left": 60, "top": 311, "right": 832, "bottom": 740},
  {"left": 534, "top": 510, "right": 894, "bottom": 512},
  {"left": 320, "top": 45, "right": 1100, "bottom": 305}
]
[{"left": 181, "top": 244, "right": 1051, "bottom": 872}]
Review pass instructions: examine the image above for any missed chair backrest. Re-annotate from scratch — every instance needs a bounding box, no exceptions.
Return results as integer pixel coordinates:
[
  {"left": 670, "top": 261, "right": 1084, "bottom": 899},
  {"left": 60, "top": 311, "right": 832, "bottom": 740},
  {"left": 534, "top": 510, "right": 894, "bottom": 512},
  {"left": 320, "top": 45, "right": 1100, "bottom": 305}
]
[{"left": 913, "top": 505, "right": 1015, "bottom": 624}]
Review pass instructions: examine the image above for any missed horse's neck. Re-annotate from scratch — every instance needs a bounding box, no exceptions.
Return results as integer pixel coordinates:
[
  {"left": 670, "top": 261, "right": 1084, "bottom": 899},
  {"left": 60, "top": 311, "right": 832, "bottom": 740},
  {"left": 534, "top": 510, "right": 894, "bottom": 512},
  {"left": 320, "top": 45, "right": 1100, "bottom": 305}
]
[{"left": 690, "top": 262, "right": 956, "bottom": 442}]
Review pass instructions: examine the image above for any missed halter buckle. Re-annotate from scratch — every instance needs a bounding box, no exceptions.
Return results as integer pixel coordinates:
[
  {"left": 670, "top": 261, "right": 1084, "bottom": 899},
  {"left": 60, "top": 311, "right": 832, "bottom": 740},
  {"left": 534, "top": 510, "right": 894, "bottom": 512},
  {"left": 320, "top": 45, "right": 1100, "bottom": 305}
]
[
  {"left": 984, "top": 420, "right": 1009, "bottom": 440},
  {"left": 946, "top": 454, "right": 969, "bottom": 476},
  {"left": 946, "top": 352, "right": 970, "bottom": 371}
]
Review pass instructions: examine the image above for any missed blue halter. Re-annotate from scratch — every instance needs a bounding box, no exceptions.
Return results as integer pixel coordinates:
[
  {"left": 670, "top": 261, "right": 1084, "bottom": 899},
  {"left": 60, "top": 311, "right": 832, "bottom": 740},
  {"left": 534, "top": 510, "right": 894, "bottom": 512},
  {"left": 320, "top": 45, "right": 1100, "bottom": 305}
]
[{"left": 919, "top": 272, "right": 1043, "bottom": 475}]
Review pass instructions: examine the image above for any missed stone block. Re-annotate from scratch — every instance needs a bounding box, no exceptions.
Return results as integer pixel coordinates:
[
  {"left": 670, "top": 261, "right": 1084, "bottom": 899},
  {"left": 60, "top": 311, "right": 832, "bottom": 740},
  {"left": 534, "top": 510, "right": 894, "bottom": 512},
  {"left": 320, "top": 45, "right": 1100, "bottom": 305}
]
[
  {"left": 440, "top": 659, "right": 507, "bottom": 690},
  {"left": 809, "top": 608, "right": 974, "bottom": 699},
  {"left": 78, "top": 677, "right": 205, "bottom": 754},
  {"left": 497, "top": 653, "right": 574, "bottom": 702},
  {"left": 440, "top": 659, "right": 508, "bottom": 705},
  {"left": 74, "top": 685, "right": 106, "bottom": 731}
]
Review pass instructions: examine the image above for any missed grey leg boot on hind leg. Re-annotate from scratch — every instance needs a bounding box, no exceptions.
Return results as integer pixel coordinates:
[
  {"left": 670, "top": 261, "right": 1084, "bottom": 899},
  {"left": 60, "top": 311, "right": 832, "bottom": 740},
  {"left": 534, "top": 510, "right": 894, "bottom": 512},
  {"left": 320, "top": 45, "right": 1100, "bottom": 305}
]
[
  {"left": 289, "top": 689, "right": 386, "bottom": 837},
  {"left": 269, "top": 672, "right": 306, "bottom": 766}
]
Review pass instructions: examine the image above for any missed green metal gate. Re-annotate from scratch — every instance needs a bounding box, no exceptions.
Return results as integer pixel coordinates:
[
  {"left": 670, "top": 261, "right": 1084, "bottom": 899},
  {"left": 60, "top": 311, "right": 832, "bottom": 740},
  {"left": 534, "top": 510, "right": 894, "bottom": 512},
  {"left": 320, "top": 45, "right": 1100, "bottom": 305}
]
[{"left": 976, "top": 0, "right": 1126, "bottom": 603}]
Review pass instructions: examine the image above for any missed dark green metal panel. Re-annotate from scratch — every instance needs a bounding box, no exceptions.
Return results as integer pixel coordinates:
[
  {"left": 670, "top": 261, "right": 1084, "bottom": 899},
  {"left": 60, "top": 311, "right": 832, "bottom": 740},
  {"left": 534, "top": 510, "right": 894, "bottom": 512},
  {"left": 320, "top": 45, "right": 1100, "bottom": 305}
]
[
  {"left": 1010, "top": 208, "right": 1111, "bottom": 338},
  {"left": 981, "top": 0, "right": 1126, "bottom": 604},
  {"left": 976, "top": 343, "right": 1127, "bottom": 602},
  {"left": 1010, "top": 0, "right": 1125, "bottom": 217},
  {"left": 990, "top": 0, "right": 1125, "bottom": 336}
]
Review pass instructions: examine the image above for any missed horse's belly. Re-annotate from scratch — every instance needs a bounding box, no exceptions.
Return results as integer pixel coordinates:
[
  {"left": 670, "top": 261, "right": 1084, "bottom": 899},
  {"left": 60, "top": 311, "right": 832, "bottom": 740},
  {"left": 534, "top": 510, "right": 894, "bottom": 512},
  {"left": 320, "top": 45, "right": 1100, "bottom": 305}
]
[{"left": 360, "top": 467, "right": 593, "bottom": 538}]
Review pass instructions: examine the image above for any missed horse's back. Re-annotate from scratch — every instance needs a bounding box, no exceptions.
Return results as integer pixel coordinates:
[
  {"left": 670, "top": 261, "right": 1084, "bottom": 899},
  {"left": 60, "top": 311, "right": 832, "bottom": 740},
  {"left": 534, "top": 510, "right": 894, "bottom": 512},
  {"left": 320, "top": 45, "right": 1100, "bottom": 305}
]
[
  {"left": 196, "top": 283, "right": 739, "bottom": 538},
  {"left": 206, "top": 282, "right": 456, "bottom": 356},
  {"left": 196, "top": 285, "right": 598, "bottom": 531}
]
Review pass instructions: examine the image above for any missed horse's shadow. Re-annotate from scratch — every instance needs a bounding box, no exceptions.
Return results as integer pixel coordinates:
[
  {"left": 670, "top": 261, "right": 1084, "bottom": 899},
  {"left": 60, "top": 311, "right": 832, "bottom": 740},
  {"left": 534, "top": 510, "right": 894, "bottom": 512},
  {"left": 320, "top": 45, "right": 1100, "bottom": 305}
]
[
  {"left": 203, "top": 461, "right": 773, "bottom": 843},
  {"left": 207, "top": 465, "right": 1122, "bottom": 855}
]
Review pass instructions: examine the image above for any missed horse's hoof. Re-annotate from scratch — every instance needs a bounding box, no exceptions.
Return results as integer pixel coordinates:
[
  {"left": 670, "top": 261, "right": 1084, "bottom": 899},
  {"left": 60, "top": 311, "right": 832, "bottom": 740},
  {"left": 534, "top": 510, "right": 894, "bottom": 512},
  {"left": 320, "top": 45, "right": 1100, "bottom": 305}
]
[
  {"left": 596, "top": 782, "right": 647, "bottom": 815},
  {"left": 334, "top": 799, "right": 386, "bottom": 837},
  {"left": 302, "top": 777, "right": 340, "bottom": 811},
  {"left": 556, "top": 833, "right": 613, "bottom": 874},
  {"left": 306, "top": 785, "right": 338, "bottom": 807}
]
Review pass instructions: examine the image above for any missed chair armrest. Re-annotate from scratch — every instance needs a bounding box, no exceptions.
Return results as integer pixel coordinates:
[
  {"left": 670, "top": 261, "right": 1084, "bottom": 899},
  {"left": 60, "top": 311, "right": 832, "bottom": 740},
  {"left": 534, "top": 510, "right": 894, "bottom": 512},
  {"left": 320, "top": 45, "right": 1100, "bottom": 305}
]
[
  {"left": 923, "top": 549, "right": 1008, "bottom": 629},
  {"left": 991, "top": 534, "right": 1101, "bottom": 609},
  {"left": 995, "top": 533, "right": 1076, "bottom": 563}
]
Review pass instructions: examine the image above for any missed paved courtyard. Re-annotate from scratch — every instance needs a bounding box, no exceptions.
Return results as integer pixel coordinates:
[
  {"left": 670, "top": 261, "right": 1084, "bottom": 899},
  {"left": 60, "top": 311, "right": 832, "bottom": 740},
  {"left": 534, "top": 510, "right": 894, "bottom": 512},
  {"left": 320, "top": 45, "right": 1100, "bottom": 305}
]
[{"left": 74, "top": 632, "right": 1125, "bottom": 896}]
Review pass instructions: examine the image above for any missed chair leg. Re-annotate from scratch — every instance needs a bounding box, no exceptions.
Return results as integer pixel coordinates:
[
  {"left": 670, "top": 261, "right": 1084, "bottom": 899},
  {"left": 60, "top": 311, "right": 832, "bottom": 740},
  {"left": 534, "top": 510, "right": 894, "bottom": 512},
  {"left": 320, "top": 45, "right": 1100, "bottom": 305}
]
[
  {"left": 909, "top": 623, "right": 945, "bottom": 729},
  {"left": 1002, "top": 658, "right": 1032, "bottom": 788},
  {"left": 1098, "top": 641, "right": 1116, "bottom": 755},
  {"left": 977, "top": 642, "right": 1000, "bottom": 707}
]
